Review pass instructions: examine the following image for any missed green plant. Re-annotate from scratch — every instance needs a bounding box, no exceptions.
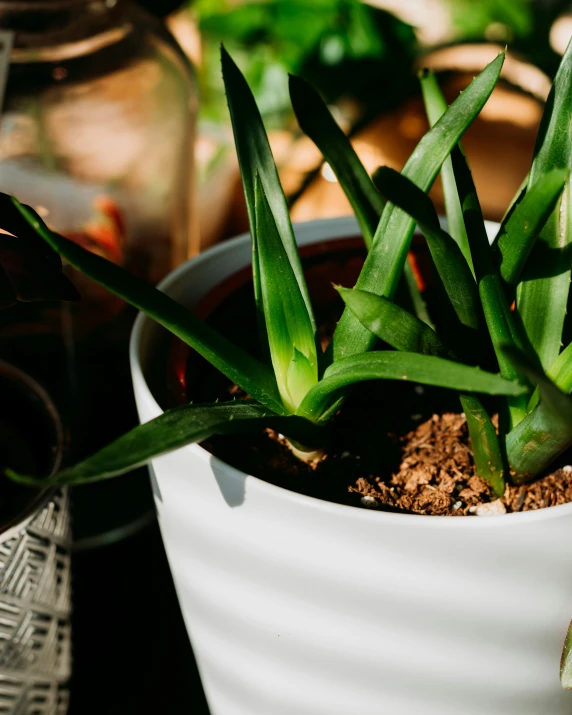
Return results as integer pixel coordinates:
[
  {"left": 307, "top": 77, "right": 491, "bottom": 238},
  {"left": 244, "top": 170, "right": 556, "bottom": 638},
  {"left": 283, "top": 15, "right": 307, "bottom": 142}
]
[
  {"left": 4, "top": 41, "right": 572, "bottom": 495},
  {"left": 0, "top": 206, "right": 78, "bottom": 308},
  {"left": 563, "top": 621, "right": 572, "bottom": 690},
  {"left": 3, "top": 39, "right": 572, "bottom": 506}
]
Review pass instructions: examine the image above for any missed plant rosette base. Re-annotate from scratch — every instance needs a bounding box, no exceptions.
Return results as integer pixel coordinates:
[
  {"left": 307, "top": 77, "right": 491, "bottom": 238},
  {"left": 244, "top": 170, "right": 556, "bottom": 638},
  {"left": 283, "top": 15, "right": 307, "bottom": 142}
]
[
  {"left": 131, "top": 218, "right": 572, "bottom": 715},
  {"left": 159, "top": 223, "right": 570, "bottom": 518}
]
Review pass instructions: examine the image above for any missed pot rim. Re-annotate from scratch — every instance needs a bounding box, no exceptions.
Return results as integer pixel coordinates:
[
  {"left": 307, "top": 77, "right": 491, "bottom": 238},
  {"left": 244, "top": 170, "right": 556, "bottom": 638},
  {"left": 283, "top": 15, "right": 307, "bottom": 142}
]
[
  {"left": 130, "top": 216, "right": 572, "bottom": 529},
  {"left": 0, "top": 360, "right": 64, "bottom": 539}
]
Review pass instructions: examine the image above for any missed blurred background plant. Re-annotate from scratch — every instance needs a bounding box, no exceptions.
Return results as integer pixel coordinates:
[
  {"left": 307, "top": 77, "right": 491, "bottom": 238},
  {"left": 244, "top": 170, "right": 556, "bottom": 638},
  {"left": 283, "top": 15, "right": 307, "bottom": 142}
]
[
  {"left": 154, "top": 0, "right": 572, "bottom": 247},
  {"left": 192, "top": 0, "right": 417, "bottom": 126}
]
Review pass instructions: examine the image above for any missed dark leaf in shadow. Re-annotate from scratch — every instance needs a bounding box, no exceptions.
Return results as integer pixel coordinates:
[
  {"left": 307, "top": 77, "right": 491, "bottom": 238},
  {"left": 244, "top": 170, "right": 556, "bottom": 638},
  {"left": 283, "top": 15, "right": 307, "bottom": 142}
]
[
  {"left": 0, "top": 265, "right": 16, "bottom": 308},
  {"left": 519, "top": 243, "right": 572, "bottom": 281},
  {"left": 0, "top": 192, "right": 79, "bottom": 307}
]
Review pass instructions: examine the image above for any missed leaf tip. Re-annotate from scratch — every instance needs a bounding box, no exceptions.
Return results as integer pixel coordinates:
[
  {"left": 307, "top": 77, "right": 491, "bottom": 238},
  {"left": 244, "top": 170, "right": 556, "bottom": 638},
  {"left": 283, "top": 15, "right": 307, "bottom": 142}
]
[
  {"left": 220, "top": 43, "right": 236, "bottom": 76},
  {"left": 4, "top": 468, "right": 39, "bottom": 486}
]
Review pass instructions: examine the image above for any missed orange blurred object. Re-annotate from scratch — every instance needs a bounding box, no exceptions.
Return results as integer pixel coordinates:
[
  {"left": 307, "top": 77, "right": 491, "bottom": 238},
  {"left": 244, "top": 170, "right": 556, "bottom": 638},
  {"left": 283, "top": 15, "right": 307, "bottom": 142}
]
[{"left": 66, "top": 195, "right": 126, "bottom": 265}]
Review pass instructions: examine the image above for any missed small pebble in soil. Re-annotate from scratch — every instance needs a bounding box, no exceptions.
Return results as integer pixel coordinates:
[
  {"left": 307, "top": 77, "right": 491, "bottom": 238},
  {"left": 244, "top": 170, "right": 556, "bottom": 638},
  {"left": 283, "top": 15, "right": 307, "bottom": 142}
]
[
  {"left": 361, "top": 495, "right": 380, "bottom": 509},
  {"left": 475, "top": 500, "right": 507, "bottom": 517}
]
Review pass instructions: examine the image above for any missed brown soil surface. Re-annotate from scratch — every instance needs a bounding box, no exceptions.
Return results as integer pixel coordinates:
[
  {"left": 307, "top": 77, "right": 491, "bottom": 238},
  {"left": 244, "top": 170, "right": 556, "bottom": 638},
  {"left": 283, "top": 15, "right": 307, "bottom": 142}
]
[
  {"left": 203, "top": 406, "right": 572, "bottom": 517},
  {"left": 348, "top": 412, "right": 572, "bottom": 516}
]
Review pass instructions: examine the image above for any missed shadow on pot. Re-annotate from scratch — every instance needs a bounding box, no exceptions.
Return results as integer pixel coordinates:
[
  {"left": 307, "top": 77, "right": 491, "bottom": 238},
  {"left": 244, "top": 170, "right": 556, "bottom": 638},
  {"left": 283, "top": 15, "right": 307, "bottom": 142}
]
[{"left": 211, "top": 455, "right": 247, "bottom": 508}]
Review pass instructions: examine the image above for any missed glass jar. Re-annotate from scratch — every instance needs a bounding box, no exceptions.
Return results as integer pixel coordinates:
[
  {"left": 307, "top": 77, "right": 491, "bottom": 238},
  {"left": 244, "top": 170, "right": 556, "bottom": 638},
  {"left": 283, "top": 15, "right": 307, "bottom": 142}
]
[
  {"left": 0, "top": 0, "right": 197, "bottom": 331},
  {"left": 0, "top": 0, "right": 198, "bottom": 547}
]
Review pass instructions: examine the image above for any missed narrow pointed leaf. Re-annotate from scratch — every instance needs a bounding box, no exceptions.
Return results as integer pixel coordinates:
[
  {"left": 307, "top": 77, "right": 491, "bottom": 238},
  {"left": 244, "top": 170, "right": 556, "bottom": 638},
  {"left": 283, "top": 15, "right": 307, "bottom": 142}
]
[
  {"left": 517, "top": 39, "right": 572, "bottom": 369},
  {"left": 417, "top": 63, "right": 525, "bottom": 496},
  {"left": 221, "top": 47, "right": 315, "bottom": 342},
  {"left": 289, "top": 74, "right": 383, "bottom": 248},
  {"left": 549, "top": 341, "right": 572, "bottom": 395},
  {"left": 298, "top": 351, "right": 526, "bottom": 422},
  {"left": 373, "top": 166, "right": 480, "bottom": 330},
  {"left": 504, "top": 346, "right": 572, "bottom": 482},
  {"left": 289, "top": 74, "right": 431, "bottom": 328},
  {"left": 528, "top": 339, "right": 572, "bottom": 411},
  {"left": 331, "top": 51, "right": 504, "bottom": 362},
  {"left": 0, "top": 195, "right": 79, "bottom": 306},
  {"left": 450, "top": 143, "right": 530, "bottom": 427},
  {"left": 255, "top": 176, "right": 318, "bottom": 412},
  {"left": 419, "top": 69, "right": 473, "bottom": 274},
  {"left": 6, "top": 400, "right": 323, "bottom": 486},
  {"left": 0, "top": 233, "right": 79, "bottom": 305},
  {"left": 338, "top": 286, "right": 505, "bottom": 494},
  {"left": 460, "top": 394, "right": 506, "bottom": 497},
  {"left": 501, "top": 172, "right": 528, "bottom": 226},
  {"left": 418, "top": 71, "right": 539, "bottom": 489},
  {"left": 494, "top": 168, "right": 569, "bottom": 285},
  {"left": 562, "top": 621, "right": 572, "bottom": 690},
  {"left": 402, "top": 259, "right": 434, "bottom": 328},
  {"left": 12, "top": 198, "right": 285, "bottom": 414},
  {"left": 337, "top": 286, "right": 450, "bottom": 358}
]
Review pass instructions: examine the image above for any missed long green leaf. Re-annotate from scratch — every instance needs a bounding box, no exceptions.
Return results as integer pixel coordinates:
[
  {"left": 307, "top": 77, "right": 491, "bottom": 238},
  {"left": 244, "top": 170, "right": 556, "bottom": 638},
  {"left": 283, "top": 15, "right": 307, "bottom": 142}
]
[
  {"left": 460, "top": 394, "right": 506, "bottom": 497},
  {"left": 255, "top": 175, "right": 318, "bottom": 412},
  {"left": 12, "top": 199, "right": 286, "bottom": 415},
  {"left": 339, "top": 286, "right": 505, "bottom": 495},
  {"left": 289, "top": 73, "right": 431, "bottom": 328},
  {"left": 494, "top": 168, "right": 569, "bottom": 285},
  {"left": 402, "top": 259, "right": 434, "bottom": 328},
  {"left": 373, "top": 166, "right": 480, "bottom": 330},
  {"left": 337, "top": 287, "right": 450, "bottom": 358},
  {"left": 330, "top": 51, "right": 504, "bottom": 363},
  {"left": 221, "top": 47, "right": 316, "bottom": 342},
  {"left": 417, "top": 65, "right": 535, "bottom": 413},
  {"left": 289, "top": 74, "right": 383, "bottom": 248},
  {"left": 517, "top": 39, "right": 572, "bottom": 369},
  {"left": 501, "top": 172, "right": 528, "bottom": 227},
  {"left": 419, "top": 68, "right": 473, "bottom": 274},
  {"left": 6, "top": 400, "right": 323, "bottom": 486},
  {"left": 450, "top": 144, "right": 530, "bottom": 428},
  {"left": 549, "top": 341, "right": 572, "bottom": 395},
  {"left": 416, "top": 73, "right": 507, "bottom": 491},
  {"left": 297, "top": 351, "right": 526, "bottom": 422},
  {"left": 527, "top": 340, "right": 572, "bottom": 412},
  {"left": 562, "top": 621, "right": 572, "bottom": 690},
  {"left": 504, "top": 347, "right": 572, "bottom": 482}
]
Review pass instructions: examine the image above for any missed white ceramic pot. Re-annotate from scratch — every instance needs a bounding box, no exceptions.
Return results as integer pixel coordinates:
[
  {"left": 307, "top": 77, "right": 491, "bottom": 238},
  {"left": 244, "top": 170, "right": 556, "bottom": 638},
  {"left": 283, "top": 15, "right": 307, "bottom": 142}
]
[{"left": 130, "top": 217, "right": 572, "bottom": 715}]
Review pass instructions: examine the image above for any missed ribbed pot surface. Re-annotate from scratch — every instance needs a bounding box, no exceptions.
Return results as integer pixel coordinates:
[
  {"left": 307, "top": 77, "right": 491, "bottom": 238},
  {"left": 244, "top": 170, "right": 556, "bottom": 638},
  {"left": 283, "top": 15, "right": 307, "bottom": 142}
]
[{"left": 131, "top": 218, "right": 572, "bottom": 715}]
